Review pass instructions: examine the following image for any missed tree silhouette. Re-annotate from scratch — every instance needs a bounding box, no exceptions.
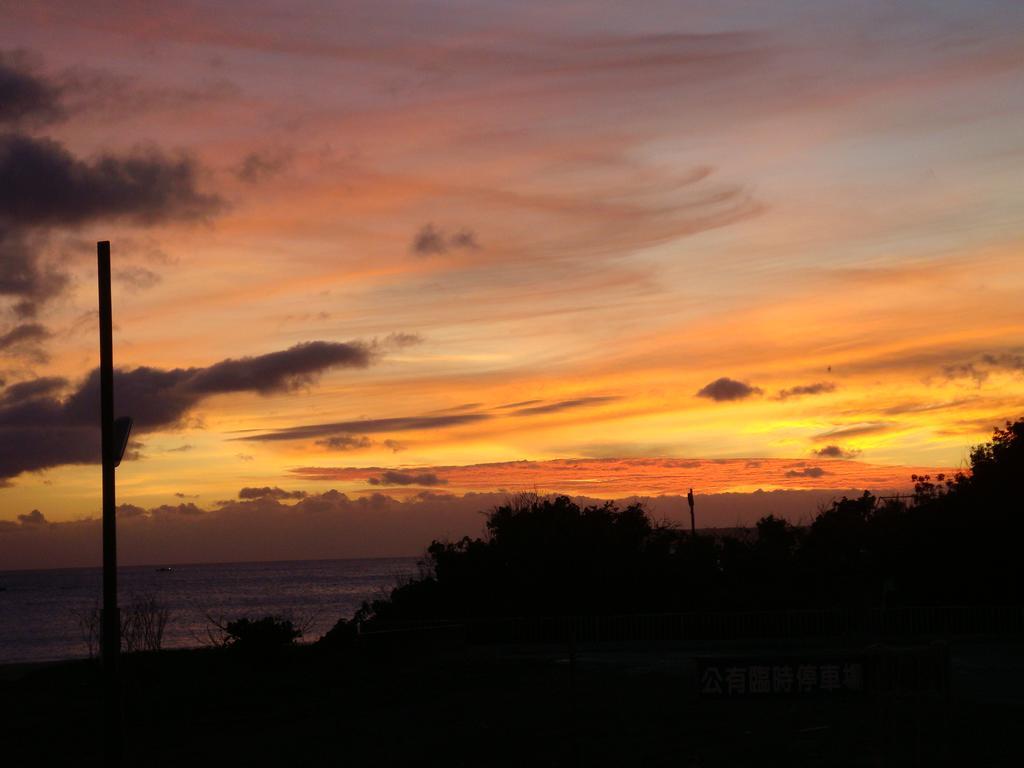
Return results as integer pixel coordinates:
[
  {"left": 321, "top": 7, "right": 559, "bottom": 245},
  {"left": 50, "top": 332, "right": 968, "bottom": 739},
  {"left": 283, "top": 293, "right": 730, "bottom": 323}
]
[{"left": 329, "top": 417, "right": 1024, "bottom": 635}]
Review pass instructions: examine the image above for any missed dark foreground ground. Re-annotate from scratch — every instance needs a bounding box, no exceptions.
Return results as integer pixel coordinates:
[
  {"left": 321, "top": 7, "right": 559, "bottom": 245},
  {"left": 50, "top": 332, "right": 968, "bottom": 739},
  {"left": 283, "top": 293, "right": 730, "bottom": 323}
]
[{"left": 2, "top": 637, "right": 1022, "bottom": 767}]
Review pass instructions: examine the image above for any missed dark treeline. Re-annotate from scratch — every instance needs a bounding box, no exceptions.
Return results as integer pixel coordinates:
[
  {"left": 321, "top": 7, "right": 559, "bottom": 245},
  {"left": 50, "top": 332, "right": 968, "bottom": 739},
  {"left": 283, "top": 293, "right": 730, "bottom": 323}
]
[{"left": 335, "top": 419, "right": 1023, "bottom": 634}]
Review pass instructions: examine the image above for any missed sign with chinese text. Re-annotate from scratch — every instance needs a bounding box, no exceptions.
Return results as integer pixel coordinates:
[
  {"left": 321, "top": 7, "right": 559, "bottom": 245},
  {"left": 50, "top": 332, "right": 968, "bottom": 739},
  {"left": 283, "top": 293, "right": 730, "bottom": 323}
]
[{"left": 697, "top": 656, "right": 865, "bottom": 696}]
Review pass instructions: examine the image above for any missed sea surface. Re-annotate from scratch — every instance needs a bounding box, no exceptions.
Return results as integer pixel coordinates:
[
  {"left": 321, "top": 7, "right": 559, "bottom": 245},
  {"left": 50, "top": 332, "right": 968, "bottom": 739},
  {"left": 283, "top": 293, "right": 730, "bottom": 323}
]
[{"left": 0, "top": 557, "right": 419, "bottom": 665}]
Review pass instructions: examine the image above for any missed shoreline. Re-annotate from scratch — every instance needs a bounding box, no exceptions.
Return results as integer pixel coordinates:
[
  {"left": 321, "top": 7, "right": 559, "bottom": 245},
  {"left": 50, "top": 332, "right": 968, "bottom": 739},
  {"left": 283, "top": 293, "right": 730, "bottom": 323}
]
[{"left": 0, "top": 552, "right": 421, "bottom": 576}]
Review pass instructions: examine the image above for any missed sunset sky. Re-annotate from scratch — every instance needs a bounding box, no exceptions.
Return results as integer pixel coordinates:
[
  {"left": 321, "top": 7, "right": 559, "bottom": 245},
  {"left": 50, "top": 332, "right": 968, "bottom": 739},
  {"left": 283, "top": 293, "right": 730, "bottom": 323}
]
[{"left": 2, "top": 0, "right": 1023, "bottom": 557}]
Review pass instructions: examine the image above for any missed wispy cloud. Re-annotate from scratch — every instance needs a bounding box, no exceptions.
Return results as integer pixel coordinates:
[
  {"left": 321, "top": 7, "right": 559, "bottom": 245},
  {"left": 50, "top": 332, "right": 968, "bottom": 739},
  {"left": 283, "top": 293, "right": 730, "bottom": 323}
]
[
  {"left": 776, "top": 382, "right": 836, "bottom": 400},
  {"left": 0, "top": 322, "right": 52, "bottom": 362},
  {"left": 511, "top": 396, "right": 620, "bottom": 416},
  {"left": 496, "top": 400, "right": 544, "bottom": 410},
  {"left": 113, "top": 266, "right": 162, "bottom": 290},
  {"left": 812, "top": 423, "right": 894, "bottom": 442},
  {"left": 241, "top": 413, "right": 490, "bottom": 442}
]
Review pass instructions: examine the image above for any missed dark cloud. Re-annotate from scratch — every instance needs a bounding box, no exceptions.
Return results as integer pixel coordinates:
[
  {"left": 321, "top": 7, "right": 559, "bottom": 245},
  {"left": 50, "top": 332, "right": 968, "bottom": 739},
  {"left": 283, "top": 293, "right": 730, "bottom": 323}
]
[
  {"left": 0, "top": 376, "right": 67, "bottom": 405},
  {"left": 0, "top": 423, "right": 97, "bottom": 482},
  {"left": 784, "top": 466, "right": 828, "bottom": 478},
  {"left": 382, "top": 439, "right": 406, "bottom": 453},
  {"left": 234, "top": 150, "right": 290, "bottom": 184},
  {"left": 240, "top": 413, "right": 490, "bottom": 442},
  {"left": 0, "top": 50, "right": 223, "bottom": 321},
  {"left": 60, "top": 366, "right": 196, "bottom": 431},
  {"left": 0, "top": 322, "right": 51, "bottom": 361},
  {"left": 512, "top": 396, "right": 620, "bottom": 416},
  {"left": 813, "top": 445, "right": 860, "bottom": 460},
  {"left": 0, "top": 133, "right": 222, "bottom": 228},
  {"left": 696, "top": 377, "right": 762, "bottom": 402},
  {"left": 0, "top": 340, "right": 376, "bottom": 482},
  {"left": 411, "top": 224, "right": 480, "bottom": 256},
  {"left": 776, "top": 382, "right": 836, "bottom": 400},
  {"left": 187, "top": 341, "right": 371, "bottom": 396},
  {"left": 316, "top": 434, "right": 373, "bottom": 451},
  {"left": 149, "top": 503, "right": 204, "bottom": 517},
  {"left": 116, "top": 503, "right": 147, "bottom": 518},
  {"left": 0, "top": 227, "right": 69, "bottom": 317},
  {"left": 174, "top": 492, "right": 199, "bottom": 499},
  {"left": 367, "top": 471, "right": 447, "bottom": 487},
  {"left": 0, "top": 51, "right": 63, "bottom": 127},
  {"left": 17, "top": 508, "right": 46, "bottom": 524},
  {"left": 166, "top": 444, "right": 194, "bottom": 452},
  {"left": 411, "top": 224, "right": 445, "bottom": 255},
  {"left": 238, "top": 486, "right": 308, "bottom": 500}
]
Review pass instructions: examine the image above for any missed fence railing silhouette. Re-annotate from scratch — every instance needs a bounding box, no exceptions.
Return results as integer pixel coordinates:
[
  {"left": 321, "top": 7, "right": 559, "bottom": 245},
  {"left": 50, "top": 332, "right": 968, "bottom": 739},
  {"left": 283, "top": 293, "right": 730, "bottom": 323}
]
[{"left": 360, "top": 604, "right": 1024, "bottom": 648}]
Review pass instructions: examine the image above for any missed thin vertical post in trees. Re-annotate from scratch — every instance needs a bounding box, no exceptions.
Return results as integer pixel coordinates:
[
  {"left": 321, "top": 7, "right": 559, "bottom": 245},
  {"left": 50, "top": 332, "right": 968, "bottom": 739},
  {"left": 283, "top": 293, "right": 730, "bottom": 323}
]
[{"left": 98, "top": 240, "right": 121, "bottom": 766}]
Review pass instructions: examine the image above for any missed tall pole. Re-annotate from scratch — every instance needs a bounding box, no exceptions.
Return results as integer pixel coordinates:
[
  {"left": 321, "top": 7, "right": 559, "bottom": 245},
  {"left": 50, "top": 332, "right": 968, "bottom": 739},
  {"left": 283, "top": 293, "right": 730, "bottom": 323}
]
[{"left": 98, "top": 240, "right": 121, "bottom": 765}]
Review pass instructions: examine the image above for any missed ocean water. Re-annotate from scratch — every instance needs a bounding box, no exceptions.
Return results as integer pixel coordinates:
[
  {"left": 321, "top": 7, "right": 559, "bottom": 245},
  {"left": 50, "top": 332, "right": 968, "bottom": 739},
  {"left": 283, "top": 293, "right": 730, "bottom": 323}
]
[{"left": 0, "top": 557, "right": 419, "bottom": 665}]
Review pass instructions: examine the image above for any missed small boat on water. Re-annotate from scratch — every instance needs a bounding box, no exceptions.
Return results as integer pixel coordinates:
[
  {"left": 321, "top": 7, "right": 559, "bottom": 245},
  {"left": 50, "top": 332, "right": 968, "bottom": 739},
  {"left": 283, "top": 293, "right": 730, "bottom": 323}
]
[{"left": 155, "top": 567, "right": 174, "bottom": 573}]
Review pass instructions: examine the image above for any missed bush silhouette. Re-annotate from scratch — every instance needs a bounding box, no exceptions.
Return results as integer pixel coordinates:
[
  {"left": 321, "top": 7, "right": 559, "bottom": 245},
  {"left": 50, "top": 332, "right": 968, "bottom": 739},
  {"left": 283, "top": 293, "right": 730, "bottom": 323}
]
[
  {"left": 317, "top": 617, "right": 359, "bottom": 649},
  {"left": 219, "top": 616, "right": 302, "bottom": 654},
  {"left": 338, "top": 418, "right": 1024, "bottom": 631}
]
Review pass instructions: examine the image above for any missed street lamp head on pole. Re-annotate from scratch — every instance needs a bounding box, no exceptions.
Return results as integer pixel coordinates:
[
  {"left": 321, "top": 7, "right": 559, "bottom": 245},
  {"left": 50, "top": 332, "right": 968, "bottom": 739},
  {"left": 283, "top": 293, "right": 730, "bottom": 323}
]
[{"left": 112, "top": 416, "right": 133, "bottom": 468}]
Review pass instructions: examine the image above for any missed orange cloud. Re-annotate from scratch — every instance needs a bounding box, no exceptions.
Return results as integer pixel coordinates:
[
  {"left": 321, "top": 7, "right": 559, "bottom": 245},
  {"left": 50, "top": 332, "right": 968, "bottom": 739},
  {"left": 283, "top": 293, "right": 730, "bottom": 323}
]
[{"left": 289, "top": 457, "right": 954, "bottom": 497}]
